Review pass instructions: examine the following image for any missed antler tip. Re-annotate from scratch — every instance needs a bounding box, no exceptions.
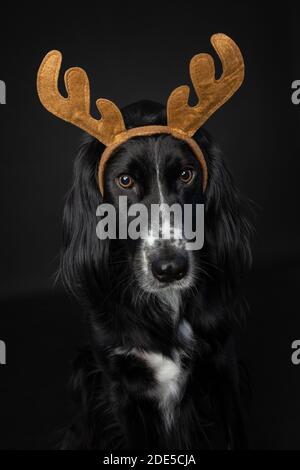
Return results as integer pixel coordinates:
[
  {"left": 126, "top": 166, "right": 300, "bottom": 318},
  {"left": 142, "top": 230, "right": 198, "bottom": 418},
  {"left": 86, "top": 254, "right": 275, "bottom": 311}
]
[
  {"left": 41, "top": 49, "right": 62, "bottom": 63},
  {"left": 210, "top": 33, "right": 230, "bottom": 43}
]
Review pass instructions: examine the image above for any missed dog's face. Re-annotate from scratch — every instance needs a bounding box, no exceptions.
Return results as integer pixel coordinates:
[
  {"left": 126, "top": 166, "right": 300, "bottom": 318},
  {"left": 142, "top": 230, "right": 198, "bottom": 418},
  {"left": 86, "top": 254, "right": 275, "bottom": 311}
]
[{"left": 104, "top": 134, "right": 205, "bottom": 295}]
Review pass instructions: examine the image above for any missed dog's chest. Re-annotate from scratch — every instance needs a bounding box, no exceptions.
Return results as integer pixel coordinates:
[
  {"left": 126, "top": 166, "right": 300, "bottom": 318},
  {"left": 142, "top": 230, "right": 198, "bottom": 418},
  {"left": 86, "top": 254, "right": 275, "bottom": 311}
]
[{"left": 114, "top": 320, "right": 194, "bottom": 430}]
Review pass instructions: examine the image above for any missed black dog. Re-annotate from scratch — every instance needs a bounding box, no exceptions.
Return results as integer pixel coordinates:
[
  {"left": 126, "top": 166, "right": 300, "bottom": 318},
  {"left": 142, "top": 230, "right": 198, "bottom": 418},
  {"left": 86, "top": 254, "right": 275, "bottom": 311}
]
[{"left": 60, "top": 100, "right": 252, "bottom": 450}]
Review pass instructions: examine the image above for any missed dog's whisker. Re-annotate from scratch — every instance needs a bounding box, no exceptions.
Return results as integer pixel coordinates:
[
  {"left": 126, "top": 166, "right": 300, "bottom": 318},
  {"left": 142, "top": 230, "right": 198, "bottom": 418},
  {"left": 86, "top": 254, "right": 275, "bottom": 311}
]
[
  {"left": 111, "top": 260, "right": 129, "bottom": 266},
  {"left": 121, "top": 275, "right": 136, "bottom": 301},
  {"left": 200, "top": 258, "right": 224, "bottom": 274},
  {"left": 193, "top": 265, "right": 212, "bottom": 280},
  {"left": 102, "top": 273, "right": 131, "bottom": 303}
]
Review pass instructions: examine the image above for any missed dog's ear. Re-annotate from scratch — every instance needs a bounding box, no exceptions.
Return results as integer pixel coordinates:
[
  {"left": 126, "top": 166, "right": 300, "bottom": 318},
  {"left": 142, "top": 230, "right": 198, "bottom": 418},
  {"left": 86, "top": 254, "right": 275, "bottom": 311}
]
[
  {"left": 199, "top": 131, "right": 253, "bottom": 295},
  {"left": 60, "top": 135, "right": 110, "bottom": 305}
]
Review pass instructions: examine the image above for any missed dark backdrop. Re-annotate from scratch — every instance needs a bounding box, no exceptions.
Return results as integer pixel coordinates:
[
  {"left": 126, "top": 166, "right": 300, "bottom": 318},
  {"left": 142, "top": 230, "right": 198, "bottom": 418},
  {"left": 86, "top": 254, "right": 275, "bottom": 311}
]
[{"left": 0, "top": 1, "right": 300, "bottom": 449}]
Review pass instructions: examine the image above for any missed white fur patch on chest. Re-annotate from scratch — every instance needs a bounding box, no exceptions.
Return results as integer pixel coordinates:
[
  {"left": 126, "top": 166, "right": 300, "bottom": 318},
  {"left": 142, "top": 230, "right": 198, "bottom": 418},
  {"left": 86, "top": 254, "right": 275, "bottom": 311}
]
[
  {"left": 135, "top": 350, "right": 180, "bottom": 395},
  {"left": 112, "top": 321, "right": 194, "bottom": 430},
  {"left": 133, "top": 349, "right": 185, "bottom": 430}
]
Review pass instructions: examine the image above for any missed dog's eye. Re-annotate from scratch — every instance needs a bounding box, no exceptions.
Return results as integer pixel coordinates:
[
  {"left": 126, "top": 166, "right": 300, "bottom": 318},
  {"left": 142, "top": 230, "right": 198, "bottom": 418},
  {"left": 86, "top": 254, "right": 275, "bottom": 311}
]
[
  {"left": 117, "top": 174, "right": 134, "bottom": 189},
  {"left": 179, "top": 168, "right": 194, "bottom": 184}
]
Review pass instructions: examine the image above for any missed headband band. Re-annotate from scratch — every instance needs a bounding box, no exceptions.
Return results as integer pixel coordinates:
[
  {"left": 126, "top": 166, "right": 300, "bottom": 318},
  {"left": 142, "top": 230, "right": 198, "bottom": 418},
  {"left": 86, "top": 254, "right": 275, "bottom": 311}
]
[{"left": 98, "top": 126, "right": 208, "bottom": 195}]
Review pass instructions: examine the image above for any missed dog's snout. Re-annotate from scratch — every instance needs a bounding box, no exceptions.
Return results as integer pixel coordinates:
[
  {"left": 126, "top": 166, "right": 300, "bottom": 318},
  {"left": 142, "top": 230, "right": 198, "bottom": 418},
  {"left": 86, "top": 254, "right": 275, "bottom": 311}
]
[{"left": 151, "top": 253, "right": 188, "bottom": 283}]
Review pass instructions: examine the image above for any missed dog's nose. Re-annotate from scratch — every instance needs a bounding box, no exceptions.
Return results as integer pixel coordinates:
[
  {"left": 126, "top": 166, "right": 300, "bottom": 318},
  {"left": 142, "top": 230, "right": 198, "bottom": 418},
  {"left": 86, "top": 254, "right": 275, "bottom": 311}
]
[{"left": 151, "top": 254, "right": 188, "bottom": 283}]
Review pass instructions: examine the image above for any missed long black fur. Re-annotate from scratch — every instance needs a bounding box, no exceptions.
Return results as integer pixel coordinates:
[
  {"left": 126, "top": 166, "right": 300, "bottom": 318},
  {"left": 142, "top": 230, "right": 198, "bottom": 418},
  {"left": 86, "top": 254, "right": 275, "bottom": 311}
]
[{"left": 59, "top": 100, "right": 252, "bottom": 450}]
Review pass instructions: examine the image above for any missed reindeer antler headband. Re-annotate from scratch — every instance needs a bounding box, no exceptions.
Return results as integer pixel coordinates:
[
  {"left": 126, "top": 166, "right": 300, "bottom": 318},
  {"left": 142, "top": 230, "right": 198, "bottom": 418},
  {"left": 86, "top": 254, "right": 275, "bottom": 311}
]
[{"left": 37, "top": 34, "right": 244, "bottom": 195}]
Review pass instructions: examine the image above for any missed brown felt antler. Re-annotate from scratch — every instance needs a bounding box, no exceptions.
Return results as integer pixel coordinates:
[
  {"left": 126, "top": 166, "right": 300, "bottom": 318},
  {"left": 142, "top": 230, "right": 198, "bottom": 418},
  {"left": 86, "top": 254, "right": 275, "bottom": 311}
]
[
  {"left": 37, "top": 50, "right": 126, "bottom": 145},
  {"left": 167, "top": 33, "right": 244, "bottom": 136}
]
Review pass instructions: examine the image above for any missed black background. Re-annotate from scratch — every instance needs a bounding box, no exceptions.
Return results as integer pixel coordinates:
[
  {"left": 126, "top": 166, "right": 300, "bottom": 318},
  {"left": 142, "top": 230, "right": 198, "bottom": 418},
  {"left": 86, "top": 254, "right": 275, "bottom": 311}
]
[{"left": 0, "top": 1, "right": 300, "bottom": 449}]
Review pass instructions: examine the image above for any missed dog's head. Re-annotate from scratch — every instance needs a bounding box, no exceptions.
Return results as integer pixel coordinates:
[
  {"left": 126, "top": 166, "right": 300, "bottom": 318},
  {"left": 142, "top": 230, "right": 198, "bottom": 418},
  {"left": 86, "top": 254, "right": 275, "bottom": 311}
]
[
  {"left": 61, "top": 100, "right": 252, "bottom": 319},
  {"left": 103, "top": 130, "right": 205, "bottom": 294}
]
